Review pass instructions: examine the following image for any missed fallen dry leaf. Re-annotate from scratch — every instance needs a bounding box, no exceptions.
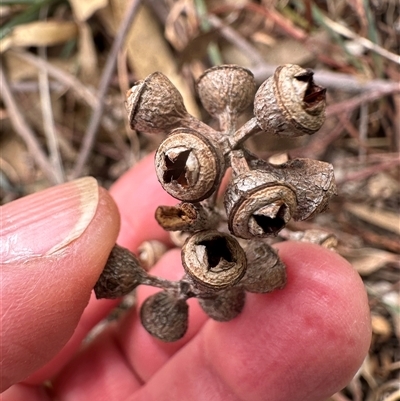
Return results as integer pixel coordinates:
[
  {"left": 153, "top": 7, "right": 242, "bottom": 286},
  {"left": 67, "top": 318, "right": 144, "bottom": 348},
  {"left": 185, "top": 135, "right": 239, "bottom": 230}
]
[
  {"left": 344, "top": 203, "right": 400, "bottom": 236},
  {"left": 371, "top": 314, "right": 392, "bottom": 339},
  {"left": 76, "top": 21, "right": 99, "bottom": 84},
  {"left": 0, "top": 21, "right": 78, "bottom": 53},
  {"left": 343, "top": 247, "right": 399, "bottom": 275},
  {"left": 97, "top": 2, "right": 200, "bottom": 118},
  {"left": 68, "top": 0, "right": 107, "bottom": 22}
]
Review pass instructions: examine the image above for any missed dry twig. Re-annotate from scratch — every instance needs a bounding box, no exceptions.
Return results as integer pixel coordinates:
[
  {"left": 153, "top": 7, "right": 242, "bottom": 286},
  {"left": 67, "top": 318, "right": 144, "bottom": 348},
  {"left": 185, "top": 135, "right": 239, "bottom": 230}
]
[
  {"left": 38, "top": 46, "right": 64, "bottom": 183},
  {"left": 0, "top": 63, "right": 59, "bottom": 184},
  {"left": 72, "top": 0, "right": 143, "bottom": 179}
]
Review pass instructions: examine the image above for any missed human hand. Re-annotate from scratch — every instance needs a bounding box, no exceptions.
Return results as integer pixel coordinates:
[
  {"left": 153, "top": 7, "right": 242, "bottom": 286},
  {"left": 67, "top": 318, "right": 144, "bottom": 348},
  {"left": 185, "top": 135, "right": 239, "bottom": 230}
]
[{"left": 1, "top": 153, "right": 371, "bottom": 401}]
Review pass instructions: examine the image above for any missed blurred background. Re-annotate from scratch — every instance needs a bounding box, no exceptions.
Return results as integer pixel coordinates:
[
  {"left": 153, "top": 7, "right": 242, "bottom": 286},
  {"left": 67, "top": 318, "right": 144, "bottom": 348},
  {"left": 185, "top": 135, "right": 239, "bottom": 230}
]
[{"left": 0, "top": 1, "right": 399, "bottom": 400}]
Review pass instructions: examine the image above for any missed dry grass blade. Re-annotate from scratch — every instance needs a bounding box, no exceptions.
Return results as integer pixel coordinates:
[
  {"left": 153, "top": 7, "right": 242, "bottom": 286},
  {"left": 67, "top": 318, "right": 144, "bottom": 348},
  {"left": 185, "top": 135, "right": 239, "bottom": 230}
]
[
  {"left": 37, "top": 13, "right": 64, "bottom": 185},
  {"left": 0, "top": 21, "right": 78, "bottom": 53},
  {"left": 320, "top": 13, "right": 400, "bottom": 65},
  {"left": 0, "top": 63, "right": 58, "bottom": 185},
  {"left": 11, "top": 50, "right": 99, "bottom": 108},
  {"left": 344, "top": 203, "right": 400, "bottom": 236}
]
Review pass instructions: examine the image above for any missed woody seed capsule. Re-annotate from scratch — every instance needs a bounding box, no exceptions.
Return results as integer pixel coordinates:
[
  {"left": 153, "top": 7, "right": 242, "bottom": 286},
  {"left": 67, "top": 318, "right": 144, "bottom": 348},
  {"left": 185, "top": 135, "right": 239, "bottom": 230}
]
[
  {"left": 224, "top": 170, "right": 297, "bottom": 239},
  {"left": 198, "top": 286, "right": 246, "bottom": 322},
  {"left": 140, "top": 290, "right": 189, "bottom": 342},
  {"left": 181, "top": 230, "right": 247, "bottom": 293},
  {"left": 254, "top": 64, "right": 326, "bottom": 137},
  {"left": 126, "top": 72, "right": 189, "bottom": 134},
  {"left": 155, "top": 128, "right": 225, "bottom": 202},
  {"left": 94, "top": 245, "right": 147, "bottom": 299},
  {"left": 197, "top": 65, "right": 256, "bottom": 132},
  {"left": 246, "top": 157, "right": 337, "bottom": 221}
]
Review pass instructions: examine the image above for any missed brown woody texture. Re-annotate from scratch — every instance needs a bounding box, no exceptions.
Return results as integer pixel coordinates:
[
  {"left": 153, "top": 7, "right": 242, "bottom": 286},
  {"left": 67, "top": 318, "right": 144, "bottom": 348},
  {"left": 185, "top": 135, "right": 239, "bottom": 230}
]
[{"left": 96, "top": 64, "right": 336, "bottom": 342}]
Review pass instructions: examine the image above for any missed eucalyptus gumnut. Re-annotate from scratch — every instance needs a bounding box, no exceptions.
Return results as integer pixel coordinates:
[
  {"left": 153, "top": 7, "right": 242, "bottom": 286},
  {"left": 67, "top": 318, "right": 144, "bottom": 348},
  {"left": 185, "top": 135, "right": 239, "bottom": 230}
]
[
  {"left": 125, "top": 72, "right": 189, "bottom": 134},
  {"left": 155, "top": 202, "right": 220, "bottom": 232},
  {"left": 154, "top": 127, "right": 225, "bottom": 202},
  {"left": 247, "top": 157, "right": 337, "bottom": 221},
  {"left": 92, "top": 62, "right": 337, "bottom": 343},
  {"left": 241, "top": 240, "right": 287, "bottom": 293},
  {"left": 181, "top": 230, "right": 247, "bottom": 293},
  {"left": 140, "top": 291, "right": 189, "bottom": 342},
  {"left": 254, "top": 64, "right": 326, "bottom": 137},
  {"left": 94, "top": 245, "right": 147, "bottom": 299},
  {"left": 224, "top": 170, "right": 297, "bottom": 239},
  {"left": 197, "top": 65, "right": 256, "bottom": 130},
  {"left": 198, "top": 286, "right": 246, "bottom": 322}
]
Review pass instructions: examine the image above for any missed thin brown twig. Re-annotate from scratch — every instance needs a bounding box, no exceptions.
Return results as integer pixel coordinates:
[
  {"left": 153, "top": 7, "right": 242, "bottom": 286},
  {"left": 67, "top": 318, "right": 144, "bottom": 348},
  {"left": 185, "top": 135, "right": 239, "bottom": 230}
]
[
  {"left": 237, "top": 2, "right": 306, "bottom": 41},
  {"left": 37, "top": 4, "right": 64, "bottom": 183},
  {"left": 12, "top": 50, "right": 98, "bottom": 108},
  {"left": 38, "top": 43, "right": 65, "bottom": 183},
  {"left": 9, "top": 80, "right": 64, "bottom": 93},
  {"left": 13, "top": 50, "right": 131, "bottom": 159},
  {"left": 207, "top": 14, "right": 266, "bottom": 67},
  {"left": 321, "top": 14, "right": 400, "bottom": 65},
  {"left": 71, "top": 0, "right": 143, "bottom": 179},
  {"left": 38, "top": 64, "right": 65, "bottom": 183},
  {"left": 117, "top": 49, "right": 141, "bottom": 164},
  {"left": 326, "top": 85, "right": 400, "bottom": 117},
  {"left": 336, "top": 158, "right": 400, "bottom": 185},
  {"left": 358, "top": 102, "right": 368, "bottom": 161},
  {"left": 204, "top": 14, "right": 399, "bottom": 96},
  {"left": 253, "top": 64, "right": 400, "bottom": 94},
  {"left": 0, "top": 63, "right": 59, "bottom": 184}
]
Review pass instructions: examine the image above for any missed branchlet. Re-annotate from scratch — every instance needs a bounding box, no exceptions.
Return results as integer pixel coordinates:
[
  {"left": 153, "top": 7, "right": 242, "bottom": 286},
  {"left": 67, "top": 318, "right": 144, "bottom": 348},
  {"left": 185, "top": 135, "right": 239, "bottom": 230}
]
[{"left": 95, "top": 64, "right": 337, "bottom": 342}]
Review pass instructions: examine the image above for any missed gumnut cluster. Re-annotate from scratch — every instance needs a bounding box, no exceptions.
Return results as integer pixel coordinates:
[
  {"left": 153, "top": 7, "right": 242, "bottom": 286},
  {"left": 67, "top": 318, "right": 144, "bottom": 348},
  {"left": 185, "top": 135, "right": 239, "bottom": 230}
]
[{"left": 94, "top": 64, "right": 337, "bottom": 342}]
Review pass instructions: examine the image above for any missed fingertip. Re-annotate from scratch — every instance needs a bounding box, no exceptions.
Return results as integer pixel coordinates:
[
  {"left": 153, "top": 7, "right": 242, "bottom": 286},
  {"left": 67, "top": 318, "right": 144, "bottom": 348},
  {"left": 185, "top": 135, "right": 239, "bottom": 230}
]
[
  {"left": 201, "top": 241, "right": 371, "bottom": 401},
  {"left": 1, "top": 180, "right": 120, "bottom": 390}
]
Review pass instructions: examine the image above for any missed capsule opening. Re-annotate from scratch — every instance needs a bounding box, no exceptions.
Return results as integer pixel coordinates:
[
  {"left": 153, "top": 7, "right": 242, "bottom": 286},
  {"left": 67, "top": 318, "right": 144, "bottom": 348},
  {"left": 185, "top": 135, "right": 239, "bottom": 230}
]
[
  {"left": 303, "top": 84, "right": 326, "bottom": 105},
  {"left": 252, "top": 204, "right": 288, "bottom": 234},
  {"left": 163, "top": 150, "right": 192, "bottom": 187},
  {"left": 197, "top": 237, "right": 234, "bottom": 271}
]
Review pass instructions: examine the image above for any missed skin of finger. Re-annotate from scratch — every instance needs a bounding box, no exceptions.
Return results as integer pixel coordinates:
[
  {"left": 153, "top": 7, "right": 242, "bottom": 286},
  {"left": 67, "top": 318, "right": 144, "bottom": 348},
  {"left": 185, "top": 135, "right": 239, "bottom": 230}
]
[
  {"left": 109, "top": 152, "right": 177, "bottom": 250},
  {"left": 50, "top": 249, "right": 209, "bottom": 401},
  {"left": 49, "top": 326, "right": 142, "bottom": 401},
  {"left": 23, "top": 295, "right": 120, "bottom": 385},
  {"left": 15, "top": 154, "right": 181, "bottom": 387},
  {"left": 127, "top": 242, "right": 371, "bottom": 401},
  {"left": 50, "top": 242, "right": 370, "bottom": 401},
  {"left": 117, "top": 241, "right": 370, "bottom": 387},
  {"left": 1, "top": 383, "right": 51, "bottom": 401},
  {"left": 1, "top": 187, "right": 120, "bottom": 392},
  {"left": 117, "top": 249, "right": 209, "bottom": 382}
]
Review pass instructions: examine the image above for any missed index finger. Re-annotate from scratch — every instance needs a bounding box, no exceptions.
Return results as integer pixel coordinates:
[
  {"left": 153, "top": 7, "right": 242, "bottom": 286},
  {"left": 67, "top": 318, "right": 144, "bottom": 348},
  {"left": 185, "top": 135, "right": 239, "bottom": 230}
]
[{"left": 23, "top": 153, "right": 177, "bottom": 385}]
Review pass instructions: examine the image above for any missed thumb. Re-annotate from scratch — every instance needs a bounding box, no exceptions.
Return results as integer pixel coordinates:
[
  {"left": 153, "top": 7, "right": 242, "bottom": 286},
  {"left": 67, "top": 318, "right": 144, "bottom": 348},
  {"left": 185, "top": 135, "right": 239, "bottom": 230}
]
[{"left": 0, "top": 177, "right": 120, "bottom": 391}]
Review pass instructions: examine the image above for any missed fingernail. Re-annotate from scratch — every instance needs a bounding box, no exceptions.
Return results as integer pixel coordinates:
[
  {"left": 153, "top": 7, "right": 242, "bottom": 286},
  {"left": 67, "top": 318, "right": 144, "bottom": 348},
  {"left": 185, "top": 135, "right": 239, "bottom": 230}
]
[{"left": 1, "top": 177, "right": 99, "bottom": 263}]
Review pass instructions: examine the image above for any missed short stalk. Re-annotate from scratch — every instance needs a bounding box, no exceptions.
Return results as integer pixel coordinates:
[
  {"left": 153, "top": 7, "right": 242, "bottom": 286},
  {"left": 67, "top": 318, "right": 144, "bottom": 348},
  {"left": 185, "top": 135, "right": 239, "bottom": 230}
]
[
  {"left": 218, "top": 111, "right": 237, "bottom": 136},
  {"left": 229, "top": 149, "right": 251, "bottom": 176},
  {"left": 229, "top": 117, "right": 261, "bottom": 149},
  {"left": 141, "top": 275, "right": 179, "bottom": 290}
]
